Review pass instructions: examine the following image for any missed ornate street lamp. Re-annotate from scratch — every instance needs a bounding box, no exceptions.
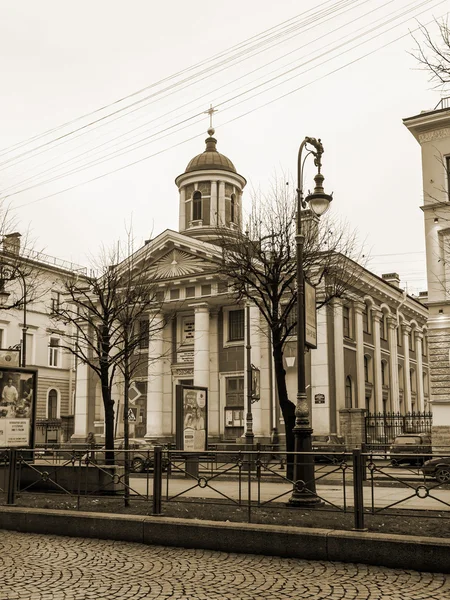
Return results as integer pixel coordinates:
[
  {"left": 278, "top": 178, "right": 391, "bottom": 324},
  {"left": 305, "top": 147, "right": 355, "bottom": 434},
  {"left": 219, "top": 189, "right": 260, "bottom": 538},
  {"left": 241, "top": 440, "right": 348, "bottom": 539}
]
[{"left": 289, "top": 137, "right": 333, "bottom": 507}]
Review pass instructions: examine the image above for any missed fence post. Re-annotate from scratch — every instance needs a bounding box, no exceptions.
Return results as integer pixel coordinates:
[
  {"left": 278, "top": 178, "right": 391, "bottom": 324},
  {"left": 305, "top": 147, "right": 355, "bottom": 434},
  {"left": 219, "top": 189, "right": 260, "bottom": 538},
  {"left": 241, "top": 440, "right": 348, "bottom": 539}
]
[
  {"left": 7, "top": 448, "right": 17, "bottom": 505},
  {"left": 152, "top": 446, "right": 163, "bottom": 516},
  {"left": 352, "top": 448, "right": 365, "bottom": 531}
]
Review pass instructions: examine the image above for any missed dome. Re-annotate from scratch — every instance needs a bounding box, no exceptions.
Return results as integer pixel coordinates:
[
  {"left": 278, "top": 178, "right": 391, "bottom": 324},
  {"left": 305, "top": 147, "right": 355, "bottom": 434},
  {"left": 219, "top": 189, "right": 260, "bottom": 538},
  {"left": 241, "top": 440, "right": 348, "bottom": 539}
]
[{"left": 185, "top": 130, "right": 236, "bottom": 174}]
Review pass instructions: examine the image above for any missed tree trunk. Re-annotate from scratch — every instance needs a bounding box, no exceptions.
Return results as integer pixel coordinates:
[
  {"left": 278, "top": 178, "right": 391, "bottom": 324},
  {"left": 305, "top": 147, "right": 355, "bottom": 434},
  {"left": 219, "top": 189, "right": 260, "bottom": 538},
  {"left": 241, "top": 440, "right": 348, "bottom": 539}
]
[
  {"left": 272, "top": 336, "right": 296, "bottom": 480},
  {"left": 102, "top": 367, "right": 115, "bottom": 463}
]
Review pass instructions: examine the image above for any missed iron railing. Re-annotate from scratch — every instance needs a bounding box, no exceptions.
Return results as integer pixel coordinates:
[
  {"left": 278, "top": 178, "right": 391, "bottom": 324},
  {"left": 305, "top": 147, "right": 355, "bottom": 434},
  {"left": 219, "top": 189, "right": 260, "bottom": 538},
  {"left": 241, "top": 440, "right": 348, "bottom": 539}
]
[
  {"left": 2, "top": 445, "right": 450, "bottom": 533},
  {"left": 365, "top": 411, "right": 432, "bottom": 450}
]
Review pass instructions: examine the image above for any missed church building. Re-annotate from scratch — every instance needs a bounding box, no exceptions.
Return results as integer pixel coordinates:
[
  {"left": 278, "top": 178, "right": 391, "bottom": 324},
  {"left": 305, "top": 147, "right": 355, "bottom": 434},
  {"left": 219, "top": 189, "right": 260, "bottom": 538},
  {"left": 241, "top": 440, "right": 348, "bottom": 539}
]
[{"left": 72, "top": 127, "right": 430, "bottom": 445}]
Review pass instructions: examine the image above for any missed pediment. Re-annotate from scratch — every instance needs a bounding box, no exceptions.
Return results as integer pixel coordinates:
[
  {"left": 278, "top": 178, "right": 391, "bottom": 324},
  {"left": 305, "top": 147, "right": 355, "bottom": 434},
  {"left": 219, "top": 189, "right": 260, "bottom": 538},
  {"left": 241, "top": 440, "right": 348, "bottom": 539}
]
[{"left": 151, "top": 247, "right": 215, "bottom": 280}]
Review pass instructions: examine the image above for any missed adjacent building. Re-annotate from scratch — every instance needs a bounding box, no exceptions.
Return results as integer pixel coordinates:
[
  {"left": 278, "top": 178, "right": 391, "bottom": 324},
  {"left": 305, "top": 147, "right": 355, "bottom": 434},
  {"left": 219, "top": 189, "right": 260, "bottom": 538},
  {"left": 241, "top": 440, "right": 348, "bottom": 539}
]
[{"left": 404, "top": 97, "right": 450, "bottom": 449}]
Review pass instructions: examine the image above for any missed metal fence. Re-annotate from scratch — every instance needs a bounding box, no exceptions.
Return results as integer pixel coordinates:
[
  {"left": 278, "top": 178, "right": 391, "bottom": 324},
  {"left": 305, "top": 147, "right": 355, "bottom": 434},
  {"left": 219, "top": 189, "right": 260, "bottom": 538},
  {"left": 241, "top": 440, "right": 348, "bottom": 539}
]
[
  {"left": 1, "top": 444, "right": 450, "bottom": 534},
  {"left": 365, "top": 411, "right": 432, "bottom": 450}
]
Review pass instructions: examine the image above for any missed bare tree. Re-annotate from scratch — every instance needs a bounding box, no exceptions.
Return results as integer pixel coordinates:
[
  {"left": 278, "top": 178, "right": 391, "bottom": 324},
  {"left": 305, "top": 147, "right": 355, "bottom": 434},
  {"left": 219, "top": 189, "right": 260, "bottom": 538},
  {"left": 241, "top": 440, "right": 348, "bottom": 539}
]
[
  {"left": 216, "top": 181, "right": 365, "bottom": 475},
  {"left": 411, "top": 18, "right": 450, "bottom": 90},
  {"left": 53, "top": 238, "right": 164, "bottom": 463}
]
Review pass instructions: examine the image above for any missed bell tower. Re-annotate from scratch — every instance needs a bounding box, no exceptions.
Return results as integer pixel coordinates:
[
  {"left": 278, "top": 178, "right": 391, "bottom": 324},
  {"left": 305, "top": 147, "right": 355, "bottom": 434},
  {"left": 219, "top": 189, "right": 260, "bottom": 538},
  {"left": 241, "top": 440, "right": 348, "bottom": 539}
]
[{"left": 175, "top": 112, "right": 246, "bottom": 243}]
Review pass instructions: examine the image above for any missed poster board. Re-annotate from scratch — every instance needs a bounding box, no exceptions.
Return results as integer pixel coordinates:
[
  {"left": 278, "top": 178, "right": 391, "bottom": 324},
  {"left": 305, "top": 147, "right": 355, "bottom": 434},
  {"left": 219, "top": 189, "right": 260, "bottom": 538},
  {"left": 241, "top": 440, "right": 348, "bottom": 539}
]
[
  {"left": 0, "top": 367, "right": 37, "bottom": 448},
  {"left": 176, "top": 385, "right": 208, "bottom": 451},
  {"left": 305, "top": 280, "right": 317, "bottom": 349}
]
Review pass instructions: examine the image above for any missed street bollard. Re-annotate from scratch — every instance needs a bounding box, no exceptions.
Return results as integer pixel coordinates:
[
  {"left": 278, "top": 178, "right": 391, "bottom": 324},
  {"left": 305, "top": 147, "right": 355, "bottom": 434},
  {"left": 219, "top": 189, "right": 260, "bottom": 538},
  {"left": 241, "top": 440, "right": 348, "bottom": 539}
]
[
  {"left": 352, "top": 448, "right": 366, "bottom": 531},
  {"left": 7, "top": 448, "right": 17, "bottom": 505},
  {"left": 152, "top": 446, "right": 163, "bottom": 515}
]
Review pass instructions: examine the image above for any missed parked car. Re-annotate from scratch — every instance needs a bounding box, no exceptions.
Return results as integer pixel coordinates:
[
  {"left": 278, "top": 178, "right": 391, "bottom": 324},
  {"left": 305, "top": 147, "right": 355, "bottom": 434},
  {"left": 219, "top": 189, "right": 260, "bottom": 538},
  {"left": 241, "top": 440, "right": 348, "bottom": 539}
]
[
  {"left": 84, "top": 438, "right": 165, "bottom": 473},
  {"left": 312, "top": 434, "right": 346, "bottom": 462},
  {"left": 421, "top": 457, "right": 450, "bottom": 484},
  {"left": 389, "top": 433, "right": 432, "bottom": 466}
]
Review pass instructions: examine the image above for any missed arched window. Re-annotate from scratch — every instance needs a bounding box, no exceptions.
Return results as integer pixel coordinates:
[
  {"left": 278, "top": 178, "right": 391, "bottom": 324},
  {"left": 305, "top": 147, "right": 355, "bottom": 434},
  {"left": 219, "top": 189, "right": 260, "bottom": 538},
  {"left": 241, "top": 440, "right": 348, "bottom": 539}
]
[
  {"left": 364, "top": 355, "right": 369, "bottom": 382},
  {"left": 345, "top": 376, "right": 353, "bottom": 408},
  {"left": 192, "top": 191, "right": 202, "bottom": 221},
  {"left": 48, "top": 389, "right": 58, "bottom": 419},
  {"left": 230, "top": 194, "right": 236, "bottom": 223},
  {"left": 381, "top": 361, "right": 389, "bottom": 386}
]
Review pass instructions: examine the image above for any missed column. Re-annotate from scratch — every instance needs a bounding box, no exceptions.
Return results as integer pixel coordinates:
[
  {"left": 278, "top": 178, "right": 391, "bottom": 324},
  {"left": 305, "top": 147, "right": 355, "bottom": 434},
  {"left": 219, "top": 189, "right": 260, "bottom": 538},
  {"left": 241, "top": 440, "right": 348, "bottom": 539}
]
[
  {"left": 208, "top": 309, "right": 220, "bottom": 437},
  {"left": 210, "top": 181, "right": 217, "bottom": 227},
  {"left": 387, "top": 316, "right": 400, "bottom": 413},
  {"left": 415, "top": 331, "right": 425, "bottom": 412},
  {"left": 372, "top": 308, "right": 383, "bottom": 414},
  {"left": 249, "top": 304, "right": 263, "bottom": 436},
  {"left": 179, "top": 187, "right": 186, "bottom": 232},
  {"left": 145, "top": 311, "right": 165, "bottom": 438},
  {"left": 72, "top": 360, "right": 89, "bottom": 440},
  {"left": 402, "top": 323, "right": 412, "bottom": 414},
  {"left": 353, "top": 301, "right": 366, "bottom": 409},
  {"left": 194, "top": 304, "right": 210, "bottom": 389},
  {"left": 218, "top": 181, "right": 225, "bottom": 225},
  {"left": 332, "top": 298, "right": 345, "bottom": 413}
]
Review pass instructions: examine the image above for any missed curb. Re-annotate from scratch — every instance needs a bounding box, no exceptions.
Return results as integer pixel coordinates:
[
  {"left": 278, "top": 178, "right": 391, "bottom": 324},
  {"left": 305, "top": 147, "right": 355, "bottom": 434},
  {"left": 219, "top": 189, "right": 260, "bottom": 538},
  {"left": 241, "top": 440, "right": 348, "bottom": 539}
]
[{"left": 0, "top": 506, "right": 449, "bottom": 573}]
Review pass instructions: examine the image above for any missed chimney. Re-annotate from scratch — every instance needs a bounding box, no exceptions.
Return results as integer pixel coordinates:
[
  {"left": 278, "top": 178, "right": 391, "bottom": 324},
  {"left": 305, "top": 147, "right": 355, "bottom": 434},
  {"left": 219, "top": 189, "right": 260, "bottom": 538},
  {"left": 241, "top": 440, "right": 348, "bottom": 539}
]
[
  {"left": 2, "top": 232, "right": 21, "bottom": 255},
  {"left": 382, "top": 272, "right": 401, "bottom": 288}
]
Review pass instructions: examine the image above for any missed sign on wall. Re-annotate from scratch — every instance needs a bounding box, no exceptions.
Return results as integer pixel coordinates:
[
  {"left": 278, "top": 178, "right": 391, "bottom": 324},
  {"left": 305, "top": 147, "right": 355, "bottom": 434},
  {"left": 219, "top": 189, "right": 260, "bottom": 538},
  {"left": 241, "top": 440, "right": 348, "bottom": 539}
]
[
  {"left": 0, "top": 367, "right": 37, "bottom": 447},
  {"left": 0, "top": 349, "right": 20, "bottom": 367},
  {"left": 175, "top": 385, "right": 208, "bottom": 451}
]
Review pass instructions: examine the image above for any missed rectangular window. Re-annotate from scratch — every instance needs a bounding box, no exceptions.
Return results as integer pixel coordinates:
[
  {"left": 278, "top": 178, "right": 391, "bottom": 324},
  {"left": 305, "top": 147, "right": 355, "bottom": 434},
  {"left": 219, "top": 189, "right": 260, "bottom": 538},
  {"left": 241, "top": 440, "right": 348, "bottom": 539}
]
[
  {"left": 228, "top": 309, "right": 244, "bottom": 342},
  {"left": 50, "top": 291, "right": 61, "bottom": 314},
  {"left": 185, "top": 286, "right": 196, "bottom": 298},
  {"left": 170, "top": 289, "right": 180, "bottom": 300},
  {"left": 138, "top": 319, "right": 149, "bottom": 350},
  {"left": 343, "top": 306, "right": 350, "bottom": 338},
  {"left": 201, "top": 284, "right": 211, "bottom": 296},
  {"left": 25, "top": 332, "right": 34, "bottom": 364},
  {"left": 49, "top": 337, "right": 60, "bottom": 367}
]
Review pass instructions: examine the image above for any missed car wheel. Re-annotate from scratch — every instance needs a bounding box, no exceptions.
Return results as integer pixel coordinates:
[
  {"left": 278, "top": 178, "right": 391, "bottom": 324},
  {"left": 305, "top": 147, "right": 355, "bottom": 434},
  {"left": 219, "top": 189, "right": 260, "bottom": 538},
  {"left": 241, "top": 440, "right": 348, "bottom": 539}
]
[
  {"left": 435, "top": 467, "right": 450, "bottom": 484},
  {"left": 131, "top": 457, "right": 145, "bottom": 473}
]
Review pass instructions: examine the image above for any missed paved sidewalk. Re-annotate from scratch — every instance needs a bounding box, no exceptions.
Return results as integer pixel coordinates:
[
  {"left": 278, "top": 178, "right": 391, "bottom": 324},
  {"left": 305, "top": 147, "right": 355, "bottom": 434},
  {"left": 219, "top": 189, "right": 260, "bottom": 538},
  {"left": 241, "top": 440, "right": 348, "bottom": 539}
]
[
  {"left": 0, "top": 530, "right": 449, "bottom": 600},
  {"left": 129, "top": 475, "right": 450, "bottom": 511}
]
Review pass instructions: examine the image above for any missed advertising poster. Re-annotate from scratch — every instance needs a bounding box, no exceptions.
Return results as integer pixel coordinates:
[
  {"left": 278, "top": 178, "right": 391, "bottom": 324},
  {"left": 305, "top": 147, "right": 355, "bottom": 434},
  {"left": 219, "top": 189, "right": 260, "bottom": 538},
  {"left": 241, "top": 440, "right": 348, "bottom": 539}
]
[
  {"left": 181, "top": 386, "right": 207, "bottom": 451},
  {"left": 0, "top": 367, "right": 37, "bottom": 447}
]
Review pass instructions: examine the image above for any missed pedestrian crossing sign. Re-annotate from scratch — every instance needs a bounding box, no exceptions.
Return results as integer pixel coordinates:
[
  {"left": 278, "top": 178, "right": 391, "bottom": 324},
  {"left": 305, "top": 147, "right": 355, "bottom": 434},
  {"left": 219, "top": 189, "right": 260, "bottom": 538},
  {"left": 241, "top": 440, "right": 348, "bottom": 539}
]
[{"left": 126, "top": 407, "right": 137, "bottom": 422}]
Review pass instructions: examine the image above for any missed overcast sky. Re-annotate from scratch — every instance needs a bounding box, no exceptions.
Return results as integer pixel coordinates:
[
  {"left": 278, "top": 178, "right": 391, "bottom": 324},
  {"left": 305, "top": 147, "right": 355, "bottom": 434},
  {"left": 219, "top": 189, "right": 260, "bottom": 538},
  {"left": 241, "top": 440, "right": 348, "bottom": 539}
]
[{"left": 1, "top": 0, "right": 448, "bottom": 293}]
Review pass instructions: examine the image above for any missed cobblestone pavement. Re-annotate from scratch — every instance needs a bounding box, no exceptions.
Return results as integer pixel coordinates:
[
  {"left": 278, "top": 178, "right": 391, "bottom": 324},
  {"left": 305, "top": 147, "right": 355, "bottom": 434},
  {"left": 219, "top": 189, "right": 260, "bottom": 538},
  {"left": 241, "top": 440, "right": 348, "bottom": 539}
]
[{"left": 0, "top": 530, "right": 449, "bottom": 600}]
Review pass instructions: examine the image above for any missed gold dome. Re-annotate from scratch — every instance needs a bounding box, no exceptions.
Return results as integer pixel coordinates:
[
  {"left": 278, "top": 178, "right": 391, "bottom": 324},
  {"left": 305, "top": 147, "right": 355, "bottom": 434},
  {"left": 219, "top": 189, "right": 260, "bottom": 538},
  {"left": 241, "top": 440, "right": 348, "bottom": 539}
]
[{"left": 185, "top": 133, "right": 236, "bottom": 174}]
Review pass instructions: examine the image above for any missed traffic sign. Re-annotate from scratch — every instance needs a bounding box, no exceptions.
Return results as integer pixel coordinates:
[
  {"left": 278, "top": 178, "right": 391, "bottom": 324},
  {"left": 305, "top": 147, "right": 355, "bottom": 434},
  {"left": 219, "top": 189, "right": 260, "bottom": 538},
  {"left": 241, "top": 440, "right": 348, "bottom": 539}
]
[{"left": 126, "top": 407, "right": 137, "bottom": 422}]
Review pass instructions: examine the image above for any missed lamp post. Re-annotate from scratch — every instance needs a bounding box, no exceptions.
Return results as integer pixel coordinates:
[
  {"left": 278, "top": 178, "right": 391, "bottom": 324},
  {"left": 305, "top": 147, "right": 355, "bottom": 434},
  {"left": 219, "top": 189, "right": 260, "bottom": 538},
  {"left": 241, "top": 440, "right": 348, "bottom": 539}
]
[
  {"left": 289, "top": 137, "right": 333, "bottom": 507},
  {"left": 0, "top": 266, "right": 27, "bottom": 367},
  {"left": 245, "top": 302, "right": 254, "bottom": 444}
]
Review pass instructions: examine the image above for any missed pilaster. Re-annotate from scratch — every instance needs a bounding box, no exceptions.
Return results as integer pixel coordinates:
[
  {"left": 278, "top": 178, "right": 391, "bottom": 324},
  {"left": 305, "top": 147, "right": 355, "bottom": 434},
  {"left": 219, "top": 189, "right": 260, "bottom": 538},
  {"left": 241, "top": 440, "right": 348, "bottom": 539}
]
[
  {"left": 332, "top": 298, "right": 345, "bottom": 414},
  {"left": 372, "top": 308, "right": 383, "bottom": 413},
  {"left": 402, "top": 323, "right": 412, "bottom": 413},
  {"left": 387, "top": 316, "right": 400, "bottom": 413},
  {"left": 193, "top": 303, "right": 210, "bottom": 389},
  {"left": 415, "top": 331, "right": 425, "bottom": 412},
  {"left": 179, "top": 187, "right": 186, "bottom": 232},
  {"left": 210, "top": 181, "right": 217, "bottom": 227},
  {"left": 353, "top": 301, "right": 365, "bottom": 409}
]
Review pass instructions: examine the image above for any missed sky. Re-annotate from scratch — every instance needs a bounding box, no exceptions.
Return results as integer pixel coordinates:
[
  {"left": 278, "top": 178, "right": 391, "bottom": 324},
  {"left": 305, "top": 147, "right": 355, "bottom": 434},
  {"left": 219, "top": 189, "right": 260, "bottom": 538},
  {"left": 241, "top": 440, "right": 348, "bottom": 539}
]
[{"left": 0, "top": 0, "right": 449, "bottom": 294}]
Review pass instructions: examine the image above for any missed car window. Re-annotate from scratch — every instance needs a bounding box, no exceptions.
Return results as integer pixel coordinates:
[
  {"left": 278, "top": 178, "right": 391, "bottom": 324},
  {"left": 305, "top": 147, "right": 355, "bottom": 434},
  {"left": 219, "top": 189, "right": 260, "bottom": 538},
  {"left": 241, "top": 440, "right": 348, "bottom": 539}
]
[{"left": 394, "top": 436, "right": 420, "bottom": 445}]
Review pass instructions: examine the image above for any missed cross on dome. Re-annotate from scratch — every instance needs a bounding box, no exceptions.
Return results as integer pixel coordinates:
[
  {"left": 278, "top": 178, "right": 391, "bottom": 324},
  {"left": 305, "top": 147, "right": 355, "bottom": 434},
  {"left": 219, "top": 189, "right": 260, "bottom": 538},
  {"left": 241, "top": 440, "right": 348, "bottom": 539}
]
[{"left": 204, "top": 104, "right": 217, "bottom": 136}]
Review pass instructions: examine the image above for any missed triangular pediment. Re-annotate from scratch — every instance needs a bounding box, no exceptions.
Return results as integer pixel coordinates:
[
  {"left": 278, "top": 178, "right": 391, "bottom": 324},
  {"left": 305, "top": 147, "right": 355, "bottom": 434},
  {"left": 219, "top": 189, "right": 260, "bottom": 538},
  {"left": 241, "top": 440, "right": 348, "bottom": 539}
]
[
  {"left": 131, "top": 229, "right": 222, "bottom": 282},
  {"left": 151, "top": 247, "right": 214, "bottom": 279}
]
